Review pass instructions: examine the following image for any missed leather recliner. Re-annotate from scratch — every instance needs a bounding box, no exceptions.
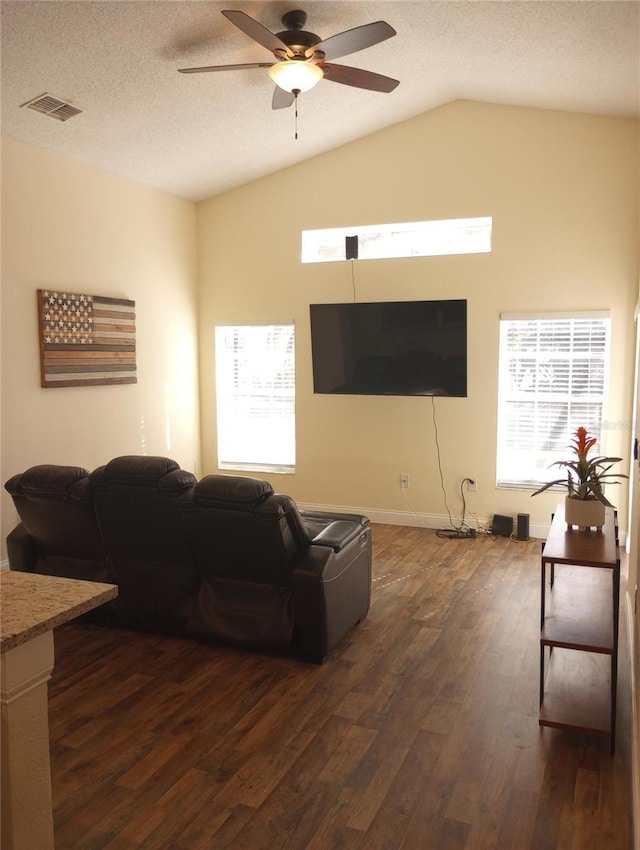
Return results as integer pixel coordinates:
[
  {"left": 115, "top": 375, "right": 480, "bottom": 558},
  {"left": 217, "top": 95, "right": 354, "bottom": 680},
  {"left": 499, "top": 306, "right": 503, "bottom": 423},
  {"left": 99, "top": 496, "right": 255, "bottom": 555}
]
[
  {"left": 89, "top": 456, "right": 199, "bottom": 635},
  {"left": 5, "top": 457, "right": 372, "bottom": 662},
  {"left": 4, "top": 464, "right": 117, "bottom": 624},
  {"left": 180, "top": 474, "right": 372, "bottom": 663}
]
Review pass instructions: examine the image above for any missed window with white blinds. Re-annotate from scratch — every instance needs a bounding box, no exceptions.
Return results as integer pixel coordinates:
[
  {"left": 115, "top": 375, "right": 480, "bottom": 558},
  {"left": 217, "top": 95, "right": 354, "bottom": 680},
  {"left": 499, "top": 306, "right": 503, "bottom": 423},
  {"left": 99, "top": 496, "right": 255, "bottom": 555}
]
[
  {"left": 215, "top": 323, "right": 295, "bottom": 473},
  {"left": 496, "top": 312, "right": 611, "bottom": 489}
]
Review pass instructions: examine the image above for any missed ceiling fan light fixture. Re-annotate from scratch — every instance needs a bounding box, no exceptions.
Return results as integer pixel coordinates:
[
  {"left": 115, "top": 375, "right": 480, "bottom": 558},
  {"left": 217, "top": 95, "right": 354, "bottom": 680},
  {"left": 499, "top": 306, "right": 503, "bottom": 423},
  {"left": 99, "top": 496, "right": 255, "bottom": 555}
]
[{"left": 269, "top": 60, "right": 323, "bottom": 93}]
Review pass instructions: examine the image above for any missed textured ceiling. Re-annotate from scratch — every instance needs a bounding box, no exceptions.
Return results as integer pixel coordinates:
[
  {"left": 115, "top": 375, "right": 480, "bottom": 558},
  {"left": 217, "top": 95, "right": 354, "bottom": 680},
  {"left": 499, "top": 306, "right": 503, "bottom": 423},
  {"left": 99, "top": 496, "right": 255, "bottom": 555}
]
[{"left": 2, "top": 1, "right": 639, "bottom": 202}]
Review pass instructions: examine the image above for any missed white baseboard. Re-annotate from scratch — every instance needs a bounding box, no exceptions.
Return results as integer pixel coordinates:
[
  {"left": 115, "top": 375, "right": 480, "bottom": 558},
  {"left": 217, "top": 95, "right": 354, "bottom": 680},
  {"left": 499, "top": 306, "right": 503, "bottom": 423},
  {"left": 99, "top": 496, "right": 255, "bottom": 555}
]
[
  {"left": 0, "top": 560, "right": 9, "bottom": 571},
  {"left": 627, "top": 591, "right": 640, "bottom": 850},
  {"left": 297, "top": 503, "right": 551, "bottom": 539}
]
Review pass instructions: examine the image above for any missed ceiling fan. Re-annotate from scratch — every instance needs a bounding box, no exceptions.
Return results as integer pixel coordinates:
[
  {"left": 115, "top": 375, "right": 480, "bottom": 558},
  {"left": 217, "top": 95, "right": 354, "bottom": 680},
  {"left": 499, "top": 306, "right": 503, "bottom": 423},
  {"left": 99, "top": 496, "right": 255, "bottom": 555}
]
[{"left": 178, "top": 9, "right": 399, "bottom": 110}]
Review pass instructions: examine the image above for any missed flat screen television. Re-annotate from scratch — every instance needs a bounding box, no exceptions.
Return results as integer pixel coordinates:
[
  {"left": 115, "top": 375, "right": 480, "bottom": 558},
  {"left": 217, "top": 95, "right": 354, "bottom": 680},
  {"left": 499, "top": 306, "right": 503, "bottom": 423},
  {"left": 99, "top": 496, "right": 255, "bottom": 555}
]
[{"left": 309, "top": 299, "right": 467, "bottom": 397}]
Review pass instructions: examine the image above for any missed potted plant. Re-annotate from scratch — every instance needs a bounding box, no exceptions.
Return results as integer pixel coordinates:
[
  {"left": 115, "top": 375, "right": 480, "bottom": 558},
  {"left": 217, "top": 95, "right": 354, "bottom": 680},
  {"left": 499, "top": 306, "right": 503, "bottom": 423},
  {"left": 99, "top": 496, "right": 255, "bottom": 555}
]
[{"left": 531, "top": 426, "right": 627, "bottom": 529}]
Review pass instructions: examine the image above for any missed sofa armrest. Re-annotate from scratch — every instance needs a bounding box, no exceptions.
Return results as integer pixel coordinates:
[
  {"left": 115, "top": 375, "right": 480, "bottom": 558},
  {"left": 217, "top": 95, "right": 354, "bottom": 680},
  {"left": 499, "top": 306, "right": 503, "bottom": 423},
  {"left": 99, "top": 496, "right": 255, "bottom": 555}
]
[
  {"left": 292, "top": 525, "right": 372, "bottom": 663},
  {"left": 300, "top": 510, "right": 369, "bottom": 553},
  {"left": 301, "top": 510, "right": 369, "bottom": 526},
  {"left": 310, "top": 520, "right": 369, "bottom": 553},
  {"left": 6, "top": 523, "right": 37, "bottom": 572}
]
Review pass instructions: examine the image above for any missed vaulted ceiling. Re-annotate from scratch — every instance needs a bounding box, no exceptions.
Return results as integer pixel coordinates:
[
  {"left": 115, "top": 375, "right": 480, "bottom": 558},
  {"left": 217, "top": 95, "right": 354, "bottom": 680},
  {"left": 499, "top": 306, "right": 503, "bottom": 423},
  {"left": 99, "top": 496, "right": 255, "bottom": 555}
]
[{"left": 2, "top": 1, "right": 638, "bottom": 201}]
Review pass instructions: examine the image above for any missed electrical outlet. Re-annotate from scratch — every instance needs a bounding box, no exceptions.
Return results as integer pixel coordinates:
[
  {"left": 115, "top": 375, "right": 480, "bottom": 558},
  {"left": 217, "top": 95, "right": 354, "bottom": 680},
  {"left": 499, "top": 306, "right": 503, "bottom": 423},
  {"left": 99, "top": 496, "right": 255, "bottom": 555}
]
[
  {"left": 466, "top": 477, "right": 477, "bottom": 492},
  {"left": 400, "top": 473, "right": 409, "bottom": 488}
]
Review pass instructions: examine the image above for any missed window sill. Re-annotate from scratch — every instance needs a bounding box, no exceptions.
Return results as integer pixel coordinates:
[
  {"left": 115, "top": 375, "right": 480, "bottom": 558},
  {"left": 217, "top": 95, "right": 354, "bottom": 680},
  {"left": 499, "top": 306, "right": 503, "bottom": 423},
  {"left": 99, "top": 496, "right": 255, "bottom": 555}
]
[{"left": 219, "top": 462, "right": 295, "bottom": 475}]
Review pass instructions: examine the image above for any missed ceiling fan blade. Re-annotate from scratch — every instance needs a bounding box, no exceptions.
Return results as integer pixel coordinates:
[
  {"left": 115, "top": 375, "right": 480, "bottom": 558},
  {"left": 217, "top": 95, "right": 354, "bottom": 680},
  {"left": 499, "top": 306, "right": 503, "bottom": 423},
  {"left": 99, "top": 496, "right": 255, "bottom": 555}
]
[
  {"left": 178, "top": 62, "right": 273, "bottom": 74},
  {"left": 307, "top": 21, "right": 396, "bottom": 62},
  {"left": 222, "top": 10, "right": 291, "bottom": 56},
  {"left": 322, "top": 63, "right": 399, "bottom": 93},
  {"left": 272, "top": 86, "right": 295, "bottom": 110}
]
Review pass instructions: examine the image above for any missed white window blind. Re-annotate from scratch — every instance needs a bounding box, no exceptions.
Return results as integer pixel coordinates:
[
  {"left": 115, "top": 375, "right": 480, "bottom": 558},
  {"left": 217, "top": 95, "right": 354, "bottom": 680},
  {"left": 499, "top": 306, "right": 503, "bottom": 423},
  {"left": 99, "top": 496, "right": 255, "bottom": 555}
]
[
  {"left": 215, "top": 323, "right": 295, "bottom": 473},
  {"left": 496, "top": 312, "right": 611, "bottom": 488}
]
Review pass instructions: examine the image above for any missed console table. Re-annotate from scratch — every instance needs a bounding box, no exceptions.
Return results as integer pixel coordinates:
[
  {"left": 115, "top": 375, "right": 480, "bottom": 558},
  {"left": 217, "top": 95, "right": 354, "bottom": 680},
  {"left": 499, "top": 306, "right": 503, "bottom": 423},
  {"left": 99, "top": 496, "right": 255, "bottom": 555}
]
[{"left": 539, "top": 504, "right": 620, "bottom": 753}]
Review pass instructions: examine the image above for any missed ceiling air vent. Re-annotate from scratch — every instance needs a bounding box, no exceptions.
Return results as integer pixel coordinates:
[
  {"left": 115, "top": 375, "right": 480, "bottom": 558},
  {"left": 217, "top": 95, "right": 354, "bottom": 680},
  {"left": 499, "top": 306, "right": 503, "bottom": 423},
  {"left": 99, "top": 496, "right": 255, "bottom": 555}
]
[{"left": 20, "top": 93, "right": 82, "bottom": 122}]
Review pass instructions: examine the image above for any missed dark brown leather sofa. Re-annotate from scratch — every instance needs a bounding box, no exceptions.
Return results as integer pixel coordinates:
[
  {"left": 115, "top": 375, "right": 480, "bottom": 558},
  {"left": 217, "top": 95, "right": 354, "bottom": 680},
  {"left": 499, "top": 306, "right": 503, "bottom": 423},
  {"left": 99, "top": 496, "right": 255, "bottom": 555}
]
[{"left": 5, "top": 456, "right": 372, "bottom": 663}]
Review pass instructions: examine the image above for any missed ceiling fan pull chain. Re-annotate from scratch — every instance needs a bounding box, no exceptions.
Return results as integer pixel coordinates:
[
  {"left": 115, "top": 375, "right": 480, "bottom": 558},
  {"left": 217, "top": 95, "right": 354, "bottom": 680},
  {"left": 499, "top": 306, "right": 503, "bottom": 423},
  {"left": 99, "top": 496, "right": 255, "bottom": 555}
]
[{"left": 293, "top": 89, "right": 300, "bottom": 140}]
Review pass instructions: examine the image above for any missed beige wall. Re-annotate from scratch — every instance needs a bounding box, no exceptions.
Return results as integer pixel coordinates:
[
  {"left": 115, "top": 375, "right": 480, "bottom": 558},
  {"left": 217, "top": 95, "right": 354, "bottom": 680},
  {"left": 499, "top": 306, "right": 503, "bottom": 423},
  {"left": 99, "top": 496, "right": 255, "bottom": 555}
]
[
  {"left": 1, "top": 138, "right": 201, "bottom": 558},
  {"left": 197, "top": 101, "right": 639, "bottom": 533},
  {"left": 2, "top": 102, "right": 638, "bottom": 540}
]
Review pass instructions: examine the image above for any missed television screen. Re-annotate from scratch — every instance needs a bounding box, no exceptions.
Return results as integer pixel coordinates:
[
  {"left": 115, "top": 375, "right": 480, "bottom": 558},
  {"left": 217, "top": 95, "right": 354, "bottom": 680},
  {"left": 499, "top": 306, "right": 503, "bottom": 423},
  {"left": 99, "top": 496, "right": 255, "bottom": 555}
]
[{"left": 309, "top": 299, "right": 467, "bottom": 397}]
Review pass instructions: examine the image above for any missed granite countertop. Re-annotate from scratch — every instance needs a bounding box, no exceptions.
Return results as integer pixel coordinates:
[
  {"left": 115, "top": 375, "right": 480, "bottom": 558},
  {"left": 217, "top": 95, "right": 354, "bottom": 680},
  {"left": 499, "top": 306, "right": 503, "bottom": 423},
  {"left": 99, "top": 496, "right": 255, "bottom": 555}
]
[{"left": 0, "top": 571, "right": 118, "bottom": 652}]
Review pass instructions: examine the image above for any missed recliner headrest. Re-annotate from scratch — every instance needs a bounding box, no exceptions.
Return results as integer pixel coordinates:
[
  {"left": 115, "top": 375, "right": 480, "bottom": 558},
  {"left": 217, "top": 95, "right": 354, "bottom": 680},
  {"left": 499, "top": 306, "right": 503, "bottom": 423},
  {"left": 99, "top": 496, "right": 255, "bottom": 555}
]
[
  {"left": 158, "top": 469, "right": 197, "bottom": 495},
  {"left": 97, "top": 455, "right": 181, "bottom": 486},
  {"left": 194, "top": 474, "right": 273, "bottom": 509},
  {"left": 5, "top": 465, "right": 91, "bottom": 500}
]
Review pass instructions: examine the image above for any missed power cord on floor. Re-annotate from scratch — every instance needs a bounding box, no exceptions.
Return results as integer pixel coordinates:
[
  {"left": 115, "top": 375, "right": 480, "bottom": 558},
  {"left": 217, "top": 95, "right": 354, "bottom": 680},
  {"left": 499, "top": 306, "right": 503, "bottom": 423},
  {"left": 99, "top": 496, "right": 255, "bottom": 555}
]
[
  {"left": 469, "top": 511, "right": 494, "bottom": 537},
  {"left": 509, "top": 531, "right": 532, "bottom": 543},
  {"left": 431, "top": 397, "right": 480, "bottom": 539}
]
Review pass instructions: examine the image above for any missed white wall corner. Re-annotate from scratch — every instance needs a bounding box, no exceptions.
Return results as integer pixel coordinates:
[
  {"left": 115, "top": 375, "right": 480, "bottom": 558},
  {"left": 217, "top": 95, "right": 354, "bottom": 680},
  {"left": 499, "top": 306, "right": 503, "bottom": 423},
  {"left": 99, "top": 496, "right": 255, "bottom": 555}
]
[{"left": 627, "top": 591, "right": 640, "bottom": 850}]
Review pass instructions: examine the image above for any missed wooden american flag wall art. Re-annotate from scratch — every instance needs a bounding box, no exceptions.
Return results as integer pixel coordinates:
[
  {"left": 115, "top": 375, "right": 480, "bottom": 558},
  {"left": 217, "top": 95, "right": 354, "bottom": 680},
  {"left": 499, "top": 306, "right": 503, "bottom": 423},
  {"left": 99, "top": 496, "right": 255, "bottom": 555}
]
[{"left": 37, "top": 289, "right": 137, "bottom": 388}]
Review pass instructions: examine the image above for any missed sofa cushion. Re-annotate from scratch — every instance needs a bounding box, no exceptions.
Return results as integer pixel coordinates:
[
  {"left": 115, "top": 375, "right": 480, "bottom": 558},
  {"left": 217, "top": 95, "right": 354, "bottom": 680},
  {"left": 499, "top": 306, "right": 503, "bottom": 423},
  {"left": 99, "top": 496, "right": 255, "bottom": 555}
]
[
  {"left": 97, "top": 455, "right": 180, "bottom": 486},
  {"left": 193, "top": 474, "right": 273, "bottom": 509},
  {"left": 90, "top": 455, "right": 199, "bottom": 635},
  {"left": 6, "top": 464, "right": 91, "bottom": 500},
  {"left": 5, "top": 465, "right": 104, "bottom": 559},
  {"left": 4, "top": 464, "right": 117, "bottom": 623}
]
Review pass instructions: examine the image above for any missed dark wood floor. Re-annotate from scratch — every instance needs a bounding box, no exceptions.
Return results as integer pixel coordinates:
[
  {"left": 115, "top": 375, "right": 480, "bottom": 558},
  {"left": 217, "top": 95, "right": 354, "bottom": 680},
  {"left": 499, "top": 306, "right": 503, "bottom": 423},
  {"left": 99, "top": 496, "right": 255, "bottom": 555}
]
[{"left": 47, "top": 524, "right": 633, "bottom": 849}]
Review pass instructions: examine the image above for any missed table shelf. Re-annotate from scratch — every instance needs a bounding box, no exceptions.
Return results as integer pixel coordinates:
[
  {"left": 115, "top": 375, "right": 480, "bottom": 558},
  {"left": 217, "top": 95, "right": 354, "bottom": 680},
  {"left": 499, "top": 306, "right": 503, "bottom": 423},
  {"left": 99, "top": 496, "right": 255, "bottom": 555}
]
[
  {"left": 541, "top": 566, "right": 613, "bottom": 653},
  {"left": 539, "top": 504, "right": 620, "bottom": 753},
  {"left": 540, "top": 647, "right": 611, "bottom": 737}
]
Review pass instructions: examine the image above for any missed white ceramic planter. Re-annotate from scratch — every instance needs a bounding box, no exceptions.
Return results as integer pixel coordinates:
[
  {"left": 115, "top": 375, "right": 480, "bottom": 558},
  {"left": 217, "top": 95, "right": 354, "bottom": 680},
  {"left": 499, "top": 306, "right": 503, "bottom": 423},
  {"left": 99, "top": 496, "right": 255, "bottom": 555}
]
[{"left": 564, "top": 496, "right": 606, "bottom": 530}]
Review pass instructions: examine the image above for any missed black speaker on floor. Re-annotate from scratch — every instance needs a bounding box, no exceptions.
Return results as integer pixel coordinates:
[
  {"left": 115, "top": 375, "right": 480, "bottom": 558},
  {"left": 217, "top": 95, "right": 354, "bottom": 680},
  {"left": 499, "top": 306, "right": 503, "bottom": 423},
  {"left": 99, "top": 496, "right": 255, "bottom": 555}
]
[
  {"left": 491, "top": 514, "right": 513, "bottom": 537},
  {"left": 517, "top": 513, "right": 530, "bottom": 541}
]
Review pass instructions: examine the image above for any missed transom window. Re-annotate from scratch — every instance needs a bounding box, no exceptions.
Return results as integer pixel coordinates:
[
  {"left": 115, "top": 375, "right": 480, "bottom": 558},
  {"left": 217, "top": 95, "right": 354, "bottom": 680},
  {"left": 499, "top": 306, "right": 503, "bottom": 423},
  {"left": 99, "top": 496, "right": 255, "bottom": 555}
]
[
  {"left": 302, "top": 217, "right": 492, "bottom": 263},
  {"left": 496, "top": 312, "right": 611, "bottom": 489}
]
